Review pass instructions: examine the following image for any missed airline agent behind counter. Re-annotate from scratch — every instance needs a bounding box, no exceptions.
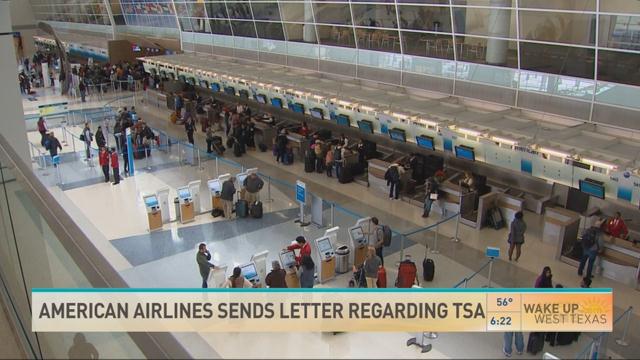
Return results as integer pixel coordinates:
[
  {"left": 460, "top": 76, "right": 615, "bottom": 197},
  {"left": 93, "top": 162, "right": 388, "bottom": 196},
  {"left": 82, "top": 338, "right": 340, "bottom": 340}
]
[{"left": 285, "top": 236, "right": 311, "bottom": 267}]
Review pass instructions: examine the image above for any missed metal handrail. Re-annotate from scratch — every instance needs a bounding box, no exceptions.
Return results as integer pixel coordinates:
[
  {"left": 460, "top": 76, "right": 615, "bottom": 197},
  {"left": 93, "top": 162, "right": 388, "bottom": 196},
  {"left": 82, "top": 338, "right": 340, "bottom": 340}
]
[
  {"left": 0, "top": 133, "right": 193, "bottom": 358},
  {"left": 575, "top": 305, "right": 634, "bottom": 359},
  {"left": 452, "top": 259, "right": 493, "bottom": 288}
]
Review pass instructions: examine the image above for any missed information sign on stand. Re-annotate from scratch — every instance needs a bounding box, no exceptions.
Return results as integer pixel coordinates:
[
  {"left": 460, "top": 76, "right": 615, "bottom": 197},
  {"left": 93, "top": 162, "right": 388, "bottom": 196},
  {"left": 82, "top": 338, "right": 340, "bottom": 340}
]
[{"left": 295, "top": 180, "right": 309, "bottom": 227}]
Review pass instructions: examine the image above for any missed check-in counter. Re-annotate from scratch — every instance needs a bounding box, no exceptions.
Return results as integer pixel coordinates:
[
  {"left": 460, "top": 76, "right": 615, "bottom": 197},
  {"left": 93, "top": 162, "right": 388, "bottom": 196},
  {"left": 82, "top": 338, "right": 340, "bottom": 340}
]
[
  {"left": 252, "top": 119, "right": 276, "bottom": 148},
  {"left": 286, "top": 132, "right": 307, "bottom": 160},
  {"left": 367, "top": 158, "right": 411, "bottom": 196},
  {"left": 544, "top": 207, "right": 581, "bottom": 249}
]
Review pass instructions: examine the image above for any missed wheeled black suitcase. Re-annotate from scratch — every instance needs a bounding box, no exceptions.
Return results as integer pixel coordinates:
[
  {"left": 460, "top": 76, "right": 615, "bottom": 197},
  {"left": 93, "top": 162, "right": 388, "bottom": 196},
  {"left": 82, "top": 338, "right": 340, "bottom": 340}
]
[
  {"left": 338, "top": 165, "right": 353, "bottom": 184},
  {"left": 250, "top": 201, "right": 263, "bottom": 219},
  {"left": 527, "top": 332, "right": 545, "bottom": 355},
  {"left": 304, "top": 152, "right": 315, "bottom": 173},
  {"left": 488, "top": 207, "right": 505, "bottom": 230},
  {"left": 233, "top": 142, "right": 242, "bottom": 157},
  {"left": 423, "top": 258, "right": 435, "bottom": 281}
]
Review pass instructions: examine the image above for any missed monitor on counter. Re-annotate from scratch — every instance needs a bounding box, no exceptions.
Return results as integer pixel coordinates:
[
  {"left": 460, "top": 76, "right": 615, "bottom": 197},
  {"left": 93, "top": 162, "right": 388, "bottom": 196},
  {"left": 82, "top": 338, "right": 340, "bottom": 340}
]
[
  {"left": 236, "top": 173, "right": 248, "bottom": 186},
  {"left": 240, "top": 262, "right": 258, "bottom": 280},
  {"left": 579, "top": 179, "right": 605, "bottom": 199},
  {"left": 280, "top": 250, "right": 297, "bottom": 269},
  {"left": 178, "top": 75, "right": 186, "bottom": 83},
  {"left": 336, "top": 114, "right": 350, "bottom": 127},
  {"left": 389, "top": 128, "right": 406, "bottom": 142},
  {"left": 224, "top": 86, "right": 236, "bottom": 96},
  {"left": 292, "top": 103, "right": 305, "bottom": 114},
  {"left": 455, "top": 145, "right": 475, "bottom": 161},
  {"left": 357, "top": 120, "right": 374, "bottom": 134},
  {"left": 310, "top": 108, "right": 324, "bottom": 119},
  {"left": 188, "top": 77, "right": 196, "bottom": 85},
  {"left": 178, "top": 187, "right": 191, "bottom": 199},
  {"left": 316, "top": 237, "right": 333, "bottom": 253},
  {"left": 255, "top": 94, "right": 267, "bottom": 104},
  {"left": 416, "top": 135, "right": 435, "bottom": 151},
  {"left": 199, "top": 80, "right": 209, "bottom": 88},
  {"left": 271, "top": 97, "right": 283, "bottom": 108},
  {"left": 210, "top": 82, "right": 221, "bottom": 92},
  {"left": 144, "top": 195, "right": 158, "bottom": 208},
  {"left": 208, "top": 180, "right": 222, "bottom": 193},
  {"left": 349, "top": 226, "right": 365, "bottom": 243},
  {"left": 239, "top": 89, "right": 249, "bottom": 99}
]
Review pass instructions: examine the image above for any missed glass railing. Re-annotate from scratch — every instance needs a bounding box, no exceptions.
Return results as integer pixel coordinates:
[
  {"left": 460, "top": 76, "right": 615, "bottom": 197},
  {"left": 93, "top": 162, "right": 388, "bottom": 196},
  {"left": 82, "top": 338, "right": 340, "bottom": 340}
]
[{"left": 0, "top": 132, "right": 189, "bottom": 358}]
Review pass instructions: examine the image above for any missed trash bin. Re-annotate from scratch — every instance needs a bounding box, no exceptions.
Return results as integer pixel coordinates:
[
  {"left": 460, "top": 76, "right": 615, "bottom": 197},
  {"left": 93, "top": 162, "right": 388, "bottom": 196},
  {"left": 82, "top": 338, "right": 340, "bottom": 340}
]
[
  {"left": 174, "top": 197, "right": 180, "bottom": 221},
  {"left": 335, "top": 245, "right": 350, "bottom": 274}
]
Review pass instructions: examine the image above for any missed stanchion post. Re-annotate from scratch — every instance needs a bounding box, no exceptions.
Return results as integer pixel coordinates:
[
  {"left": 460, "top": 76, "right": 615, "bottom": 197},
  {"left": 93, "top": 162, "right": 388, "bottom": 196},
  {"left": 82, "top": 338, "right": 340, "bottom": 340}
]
[
  {"left": 431, "top": 223, "right": 440, "bottom": 254},
  {"left": 215, "top": 157, "right": 219, "bottom": 176},
  {"left": 486, "top": 258, "right": 494, "bottom": 288},
  {"left": 330, "top": 203, "right": 335, "bottom": 227},
  {"left": 463, "top": 278, "right": 469, "bottom": 288},
  {"left": 264, "top": 176, "right": 273, "bottom": 203},
  {"left": 451, "top": 213, "right": 461, "bottom": 242},
  {"left": 146, "top": 147, "right": 151, "bottom": 170},
  {"left": 197, "top": 148, "right": 203, "bottom": 171},
  {"left": 399, "top": 234, "right": 407, "bottom": 264},
  {"left": 615, "top": 307, "right": 633, "bottom": 346}
]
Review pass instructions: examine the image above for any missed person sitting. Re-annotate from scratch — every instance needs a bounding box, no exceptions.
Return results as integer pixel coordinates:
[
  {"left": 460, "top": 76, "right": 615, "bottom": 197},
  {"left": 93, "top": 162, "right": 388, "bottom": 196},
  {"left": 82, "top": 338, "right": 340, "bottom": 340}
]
[
  {"left": 604, "top": 212, "right": 629, "bottom": 239},
  {"left": 286, "top": 236, "right": 311, "bottom": 267}
]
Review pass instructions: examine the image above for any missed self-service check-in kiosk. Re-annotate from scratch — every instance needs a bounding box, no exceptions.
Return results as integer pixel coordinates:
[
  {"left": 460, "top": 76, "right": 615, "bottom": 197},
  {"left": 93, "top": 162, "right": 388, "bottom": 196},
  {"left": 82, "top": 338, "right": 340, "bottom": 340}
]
[
  {"left": 207, "top": 178, "right": 223, "bottom": 211},
  {"left": 207, "top": 264, "right": 228, "bottom": 288},
  {"left": 156, "top": 187, "right": 170, "bottom": 224},
  {"left": 349, "top": 225, "right": 369, "bottom": 268},
  {"left": 279, "top": 250, "right": 300, "bottom": 288},
  {"left": 250, "top": 250, "right": 269, "bottom": 285},
  {"left": 315, "top": 236, "right": 336, "bottom": 283},
  {"left": 143, "top": 193, "right": 163, "bottom": 231},
  {"left": 177, "top": 186, "right": 195, "bottom": 223},
  {"left": 188, "top": 180, "right": 202, "bottom": 214},
  {"left": 239, "top": 261, "right": 261, "bottom": 287}
]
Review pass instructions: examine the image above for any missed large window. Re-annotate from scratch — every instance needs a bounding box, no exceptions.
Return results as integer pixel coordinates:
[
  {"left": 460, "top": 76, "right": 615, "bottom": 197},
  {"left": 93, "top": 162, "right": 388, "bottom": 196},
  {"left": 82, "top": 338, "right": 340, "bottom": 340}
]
[
  {"left": 251, "top": 3, "right": 281, "bottom": 21},
  {"left": 356, "top": 28, "right": 401, "bottom": 53},
  {"left": 255, "top": 21, "right": 286, "bottom": 41},
  {"left": 455, "top": 35, "right": 518, "bottom": 68},
  {"left": 453, "top": 7, "right": 517, "bottom": 39},
  {"left": 402, "top": 32, "right": 455, "bottom": 60},
  {"left": 312, "top": 3, "right": 352, "bottom": 25},
  {"left": 597, "top": 50, "right": 640, "bottom": 86},
  {"left": 599, "top": 15, "right": 640, "bottom": 51},
  {"left": 351, "top": 4, "right": 397, "bottom": 28},
  {"left": 519, "top": 11, "right": 596, "bottom": 46},
  {"left": 317, "top": 25, "right": 356, "bottom": 48},
  {"left": 520, "top": 42, "right": 595, "bottom": 79},
  {"left": 398, "top": 5, "right": 451, "bottom": 32}
]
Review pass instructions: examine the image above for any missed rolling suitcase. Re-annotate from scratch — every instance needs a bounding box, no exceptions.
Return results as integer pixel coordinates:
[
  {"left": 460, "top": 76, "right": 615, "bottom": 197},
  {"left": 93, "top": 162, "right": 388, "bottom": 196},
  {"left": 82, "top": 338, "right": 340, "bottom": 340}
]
[
  {"left": 376, "top": 266, "right": 387, "bottom": 288},
  {"left": 488, "top": 207, "right": 505, "bottom": 230},
  {"left": 249, "top": 201, "right": 263, "bottom": 219},
  {"left": 304, "top": 152, "right": 315, "bottom": 173},
  {"left": 526, "top": 332, "right": 545, "bottom": 355},
  {"left": 423, "top": 258, "right": 435, "bottom": 281},
  {"left": 235, "top": 200, "right": 248, "bottom": 218},
  {"left": 338, "top": 165, "right": 353, "bottom": 184},
  {"left": 284, "top": 151, "right": 294, "bottom": 165},
  {"left": 233, "top": 142, "right": 242, "bottom": 157}
]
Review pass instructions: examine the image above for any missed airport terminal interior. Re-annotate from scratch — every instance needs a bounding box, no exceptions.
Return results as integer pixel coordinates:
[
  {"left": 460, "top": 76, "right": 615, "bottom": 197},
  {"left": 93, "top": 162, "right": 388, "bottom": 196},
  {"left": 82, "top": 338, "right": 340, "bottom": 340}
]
[{"left": 1, "top": 0, "right": 640, "bottom": 358}]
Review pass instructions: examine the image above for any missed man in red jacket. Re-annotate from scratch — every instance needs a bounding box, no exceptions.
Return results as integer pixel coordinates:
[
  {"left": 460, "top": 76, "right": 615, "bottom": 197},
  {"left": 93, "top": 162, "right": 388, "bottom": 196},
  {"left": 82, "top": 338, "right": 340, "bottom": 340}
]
[
  {"left": 110, "top": 147, "right": 120, "bottom": 185},
  {"left": 98, "top": 147, "right": 110, "bottom": 182},
  {"left": 605, "top": 212, "right": 628, "bottom": 239},
  {"left": 286, "top": 236, "right": 311, "bottom": 267}
]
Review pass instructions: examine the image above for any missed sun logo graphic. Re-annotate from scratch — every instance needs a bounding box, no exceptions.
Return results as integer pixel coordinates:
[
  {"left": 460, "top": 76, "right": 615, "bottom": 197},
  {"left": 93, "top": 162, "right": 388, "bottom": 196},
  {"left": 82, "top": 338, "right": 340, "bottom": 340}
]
[{"left": 579, "top": 298, "right": 608, "bottom": 315}]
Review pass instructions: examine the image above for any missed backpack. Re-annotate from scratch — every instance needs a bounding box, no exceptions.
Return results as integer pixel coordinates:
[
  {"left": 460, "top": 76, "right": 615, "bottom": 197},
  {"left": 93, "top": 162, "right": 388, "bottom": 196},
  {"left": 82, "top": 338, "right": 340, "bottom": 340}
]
[
  {"left": 582, "top": 228, "right": 597, "bottom": 250},
  {"left": 381, "top": 225, "right": 392, "bottom": 247}
]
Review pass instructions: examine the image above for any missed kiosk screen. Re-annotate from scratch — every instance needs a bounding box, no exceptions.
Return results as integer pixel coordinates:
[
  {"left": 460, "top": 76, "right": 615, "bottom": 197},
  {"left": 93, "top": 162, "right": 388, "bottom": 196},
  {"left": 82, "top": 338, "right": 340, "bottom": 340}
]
[
  {"left": 357, "top": 120, "right": 374, "bottom": 134},
  {"left": 240, "top": 263, "right": 258, "bottom": 280},
  {"left": 350, "top": 226, "right": 366, "bottom": 244},
  {"left": 389, "top": 128, "right": 406, "bottom": 142},
  {"left": 579, "top": 179, "right": 605, "bottom": 199},
  {"left": 224, "top": 86, "right": 236, "bottom": 96},
  {"left": 144, "top": 196, "right": 158, "bottom": 207},
  {"left": 336, "top": 114, "right": 350, "bottom": 126},
  {"left": 236, "top": 173, "right": 248, "bottom": 186},
  {"left": 256, "top": 94, "right": 267, "bottom": 104},
  {"left": 211, "top": 83, "right": 221, "bottom": 92},
  {"left": 455, "top": 146, "right": 475, "bottom": 161},
  {"left": 178, "top": 188, "right": 191, "bottom": 199},
  {"left": 208, "top": 180, "right": 222, "bottom": 193},
  {"left": 310, "top": 108, "right": 324, "bottom": 119},
  {"left": 239, "top": 89, "right": 249, "bottom": 99},
  {"left": 317, "top": 237, "right": 332, "bottom": 253},
  {"left": 280, "top": 250, "right": 296, "bottom": 268},
  {"left": 416, "top": 135, "right": 435, "bottom": 150}
]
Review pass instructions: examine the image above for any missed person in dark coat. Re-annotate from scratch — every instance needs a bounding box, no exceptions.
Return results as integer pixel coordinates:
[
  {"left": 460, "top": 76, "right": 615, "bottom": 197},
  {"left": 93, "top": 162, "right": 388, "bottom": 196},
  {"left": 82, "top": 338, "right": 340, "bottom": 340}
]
[
  {"left": 507, "top": 211, "right": 527, "bottom": 261},
  {"left": 265, "top": 261, "right": 287, "bottom": 288},
  {"left": 46, "top": 133, "right": 62, "bottom": 167},
  {"left": 95, "top": 126, "right": 106, "bottom": 149}
]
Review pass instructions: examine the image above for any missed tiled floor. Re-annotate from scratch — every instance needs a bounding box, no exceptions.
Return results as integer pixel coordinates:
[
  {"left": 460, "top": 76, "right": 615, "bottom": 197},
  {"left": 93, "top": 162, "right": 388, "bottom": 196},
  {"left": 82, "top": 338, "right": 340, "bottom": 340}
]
[{"left": 24, "top": 87, "right": 640, "bottom": 359}]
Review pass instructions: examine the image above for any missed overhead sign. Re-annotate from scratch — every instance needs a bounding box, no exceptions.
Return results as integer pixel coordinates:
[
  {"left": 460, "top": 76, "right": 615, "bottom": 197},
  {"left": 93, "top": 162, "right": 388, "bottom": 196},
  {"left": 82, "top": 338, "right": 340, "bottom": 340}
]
[
  {"left": 38, "top": 102, "right": 68, "bottom": 116},
  {"left": 296, "top": 180, "right": 306, "bottom": 204}
]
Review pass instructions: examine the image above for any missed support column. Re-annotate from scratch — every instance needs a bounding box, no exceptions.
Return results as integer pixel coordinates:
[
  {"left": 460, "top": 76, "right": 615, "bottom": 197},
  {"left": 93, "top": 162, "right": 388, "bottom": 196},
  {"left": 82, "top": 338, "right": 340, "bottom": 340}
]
[
  {"left": 303, "top": 0, "right": 317, "bottom": 43},
  {"left": 485, "top": 0, "right": 512, "bottom": 66}
]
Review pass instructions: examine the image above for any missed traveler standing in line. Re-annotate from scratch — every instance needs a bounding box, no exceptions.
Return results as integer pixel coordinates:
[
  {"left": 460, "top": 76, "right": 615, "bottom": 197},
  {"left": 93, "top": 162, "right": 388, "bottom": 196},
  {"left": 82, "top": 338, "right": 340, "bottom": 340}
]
[
  {"left": 275, "top": 129, "right": 288, "bottom": 163},
  {"left": 503, "top": 332, "right": 524, "bottom": 357},
  {"left": 243, "top": 173, "right": 264, "bottom": 204},
  {"left": 578, "top": 219, "right": 604, "bottom": 279},
  {"left": 314, "top": 139, "right": 324, "bottom": 172},
  {"left": 220, "top": 176, "right": 236, "bottom": 219},
  {"left": 325, "top": 145, "right": 334, "bottom": 177},
  {"left": 206, "top": 125, "right": 215, "bottom": 154},
  {"left": 185, "top": 116, "right": 195, "bottom": 144},
  {"left": 369, "top": 217, "right": 385, "bottom": 266},
  {"left": 507, "top": 211, "right": 527, "bottom": 262},
  {"left": 286, "top": 236, "right": 312, "bottom": 267},
  {"left": 37, "top": 116, "right": 47, "bottom": 145},
  {"left": 223, "top": 266, "right": 255, "bottom": 288},
  {"left": 362, "top": 246, "right": 382, "bottom": 288},
  {"left": 45, "top": 132, "right": 62, "bottom": 166},
  {"left": 196, "top": 243, "right": 216, "bottom": 288},
  {"left": 98, "top": 147, "right": 110, "bottom": 183},
  {"left": 79, "top": 79, "right": 86, "bottom": 102},
  {"left": 112, "top": 119, "right": 122, "bottom": 152},
  {"left": 385, "top": 163, "right": 403, "bottom": 200},
  {"left": 109, "top": 147, "right": 120, "bottom": 185},
  {"left": 422, "top": 172, "right": 442, "bottom": 218},
  {"left": 534, "top": 266, "right": 553, "bottom": 288},
  {"left": 95, "top": 126, "right": 106, "bottom": 149},
  {"left": 121, "top": 141, "right": 129, "bottom": 175},
  {"left": 265, "top": 261, "right": 287, "bottom": 288},
  {"left": 82, "top": 123, "right": 93, "bottom": 160},
  {"left": 298, "top": 255, "right": 315, "bottom": 288},
  {"left": 333, "top": 145, "right": 343, "bottom": 179}
]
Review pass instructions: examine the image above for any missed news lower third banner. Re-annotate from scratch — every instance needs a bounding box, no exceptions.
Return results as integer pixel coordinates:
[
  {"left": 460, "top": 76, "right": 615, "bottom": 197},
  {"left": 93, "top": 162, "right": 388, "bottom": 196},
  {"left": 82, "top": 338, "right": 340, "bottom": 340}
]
[{"left": 32, "top": 288, "right": 612, "bottom": 333}]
